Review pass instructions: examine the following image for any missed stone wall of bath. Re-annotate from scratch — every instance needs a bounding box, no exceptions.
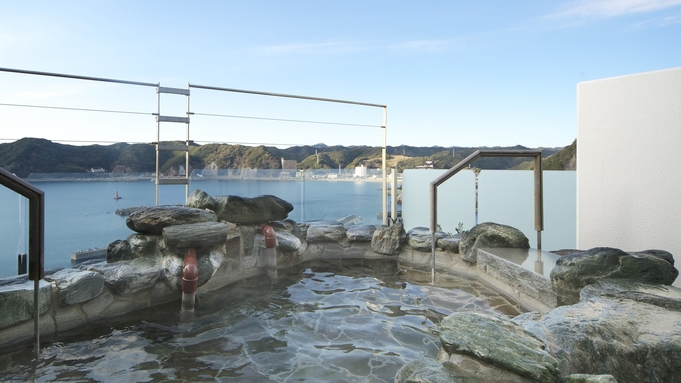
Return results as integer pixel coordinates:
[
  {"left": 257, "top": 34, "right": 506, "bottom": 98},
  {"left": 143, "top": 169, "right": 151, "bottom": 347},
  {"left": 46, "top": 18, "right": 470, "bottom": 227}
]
[
  {"left": 0, "top": 217, "right": 558, "bottom": 349},
  {"left": 2, "top": 214, "right": 680, "bottom": 381}
]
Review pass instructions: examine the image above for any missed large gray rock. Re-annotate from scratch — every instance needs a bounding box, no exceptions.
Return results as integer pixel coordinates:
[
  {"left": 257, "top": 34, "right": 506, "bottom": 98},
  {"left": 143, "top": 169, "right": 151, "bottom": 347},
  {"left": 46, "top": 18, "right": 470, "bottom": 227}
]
[
  {"left": 439, "top": 312, "right": 561, "bottom": 383},
  {"left": 186, "top": 189, "right": 216, "bottom": 212},
  {"left": 371, "top": 222, "right": 406, "bottom": 255},
  {"left": 516, "top": 279, "right": 681, "bottom": 383},
  {"left": 550, "top": 247, "right": 679, "bottom": 305},
  {"left": 127, "top": 234, "right": 159, "bottom": 258},
  {"left": 306, "top": 221, "right": 346, "bottom": 243},
  {"left": 46, "top": 269, "right": 104, "bottom": 306},
  {"left": 0, "top": 278, "right": 52, "bottom": 328},
  {"left": 162, "top": 221, "right": 230, "bottom": 249},
  {"left": 459, "top": 222, "right": 529, "bottom": 265},
  {"left": 346, "top": 225, "right": 376, "bottom": 242},
  {"left": 106, "top": 239, "right": 133, "bottom": 262},
  {"left": 438, "top": 233, "right": 463, "bottom": 253},
  {"left": 213, "top": 195, "right": 294, "bottom": 224},
  {"left": 83, "top": 259, "right": 161, "bottom": 295},
  {"left": 274, "top": 230, "right": 303, "bottom": 252},
  {"left": 297, "top": 220, "right": 339, "bottom": 241},
  {"left": 126, "top": 206, "right": 218, "bottom": 235},
  {"left": 406, "top": 227, "right": 447, "bottom": 251}
]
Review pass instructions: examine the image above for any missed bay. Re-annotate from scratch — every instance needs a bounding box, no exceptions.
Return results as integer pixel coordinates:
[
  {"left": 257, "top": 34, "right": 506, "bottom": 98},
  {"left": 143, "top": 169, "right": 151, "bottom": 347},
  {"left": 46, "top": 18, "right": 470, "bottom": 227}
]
[{"left": 0, "top": 178, "right": 384, "bottom": 278}]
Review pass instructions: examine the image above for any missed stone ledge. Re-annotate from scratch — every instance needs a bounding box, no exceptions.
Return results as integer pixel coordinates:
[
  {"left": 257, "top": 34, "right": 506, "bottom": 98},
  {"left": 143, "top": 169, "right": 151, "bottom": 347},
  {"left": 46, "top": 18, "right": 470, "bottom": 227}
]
[{"left": 476, "top": 248, "right": 558, "bottom": 312}]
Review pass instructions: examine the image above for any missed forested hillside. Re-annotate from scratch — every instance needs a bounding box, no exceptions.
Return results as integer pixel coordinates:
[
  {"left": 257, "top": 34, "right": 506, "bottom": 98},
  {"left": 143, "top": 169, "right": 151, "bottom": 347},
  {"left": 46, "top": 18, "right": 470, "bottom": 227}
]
[{"left": 0, "top": 137, "right": 574, "bottom": 178}]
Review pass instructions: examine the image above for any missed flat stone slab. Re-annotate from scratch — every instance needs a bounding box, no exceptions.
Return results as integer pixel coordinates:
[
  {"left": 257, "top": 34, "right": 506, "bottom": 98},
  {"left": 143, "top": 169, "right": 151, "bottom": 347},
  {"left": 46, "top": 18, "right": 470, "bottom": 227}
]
[
  {"left": 163, "top": 221, "right": 230, "bottom": 249},
  {"left": 126, "top": 206, "right": 218, "bottom": 235},
  {"left": 550, "top": 247, "right": 679, "bottom": 305}
]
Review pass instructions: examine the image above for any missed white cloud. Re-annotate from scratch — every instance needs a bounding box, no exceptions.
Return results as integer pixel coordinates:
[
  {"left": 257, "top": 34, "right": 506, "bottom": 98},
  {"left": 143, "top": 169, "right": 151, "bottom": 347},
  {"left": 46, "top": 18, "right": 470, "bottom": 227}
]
[
  {"left": 549, "top": 0, "right": 681, "bottom": 19},
  {"left": 634, "top": 13, "right": 681, "bottom": 27}
]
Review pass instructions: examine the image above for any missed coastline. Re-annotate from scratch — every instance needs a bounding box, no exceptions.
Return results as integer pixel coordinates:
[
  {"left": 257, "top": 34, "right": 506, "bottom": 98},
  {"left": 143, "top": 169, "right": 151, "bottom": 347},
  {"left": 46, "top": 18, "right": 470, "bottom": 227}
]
[{"left": 25, "top": 174, "right": 387, "bottom": 183}]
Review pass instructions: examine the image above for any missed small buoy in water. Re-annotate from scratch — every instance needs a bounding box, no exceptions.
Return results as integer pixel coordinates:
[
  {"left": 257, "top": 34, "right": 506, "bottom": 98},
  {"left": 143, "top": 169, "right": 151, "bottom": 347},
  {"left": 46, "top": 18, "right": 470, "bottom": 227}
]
[{"left": 114, "top": 191, "right": 122, "bottom": 200}]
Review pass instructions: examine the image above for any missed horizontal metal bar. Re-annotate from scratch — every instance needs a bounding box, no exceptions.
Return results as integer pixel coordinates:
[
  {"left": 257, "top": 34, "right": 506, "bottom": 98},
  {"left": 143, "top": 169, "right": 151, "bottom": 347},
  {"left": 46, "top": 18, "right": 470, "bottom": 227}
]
[
  {"left": 156, "top": 144, "right": 189, "bottom": 151},
  {"left": 431, "top": 149, "right": 542, "bottom": 187},
  {"left": 156, "top": 115, "right": 190, "bottom": 123},
  {"left": 477, "top": 149, "right": 543, "bottom": 157},
  {"left": 189, "top": 83, "right": 385, "bottom": 108},
  {"left": 156, "top": 178, "right": 189, "bottom": 185},
  {"left": 0, "top": 67, "right": 158, "bottom": 87},
  {"left": 157, "top": 86, "right": 190, "bottom": 95},
  {"left": 0, "top": 167, "right": 43, "bottom": 199},
  {"left": 429, "top": 149, "right": 544, "bottom": 236}
]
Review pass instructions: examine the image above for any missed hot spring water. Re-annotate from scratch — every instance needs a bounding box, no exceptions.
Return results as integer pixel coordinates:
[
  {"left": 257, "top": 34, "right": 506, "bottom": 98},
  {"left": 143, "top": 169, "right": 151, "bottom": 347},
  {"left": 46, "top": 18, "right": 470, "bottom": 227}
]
[{"left": 0, "top": 259, "right": 525, "bottom": 382}]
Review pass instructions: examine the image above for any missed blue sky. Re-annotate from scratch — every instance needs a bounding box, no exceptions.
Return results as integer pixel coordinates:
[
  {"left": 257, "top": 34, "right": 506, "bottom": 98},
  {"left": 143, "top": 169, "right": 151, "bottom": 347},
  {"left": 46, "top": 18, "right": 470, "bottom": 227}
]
[{"left": 1, "top": 1, "right": 680, "bottom": 149}]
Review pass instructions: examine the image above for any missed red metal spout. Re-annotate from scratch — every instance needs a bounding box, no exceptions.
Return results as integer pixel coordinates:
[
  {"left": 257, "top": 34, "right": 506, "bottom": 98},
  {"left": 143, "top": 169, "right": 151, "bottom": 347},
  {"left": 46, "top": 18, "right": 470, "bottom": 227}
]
[
  {"left": 183, "top": 248, "right": 198, "bottom": 294},
  {"left": 182, "top": 248, "right": 198, "bottom": 312},
  {"left": 260, "top": 224, "right": 276, "bottom": 249},
  {"left": 260, "top": 225, "right": 278, "bottom": 279}
]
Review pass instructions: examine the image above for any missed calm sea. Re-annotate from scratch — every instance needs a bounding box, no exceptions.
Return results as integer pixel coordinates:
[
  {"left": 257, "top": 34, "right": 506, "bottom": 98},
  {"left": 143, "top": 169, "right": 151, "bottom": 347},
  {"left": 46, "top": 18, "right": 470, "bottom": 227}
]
[{"left": 0, "top": 178, "right": 384, "bottom": 278}]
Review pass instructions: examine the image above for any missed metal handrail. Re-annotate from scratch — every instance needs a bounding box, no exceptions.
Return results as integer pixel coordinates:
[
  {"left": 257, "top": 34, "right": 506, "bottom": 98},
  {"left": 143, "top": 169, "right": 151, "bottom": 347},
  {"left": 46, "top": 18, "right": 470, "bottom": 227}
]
[
  {"left": 0, "top": 167, "right": 44, "bottom": 360},
  {"left": 429, "top": 149, "right": 544, "bottom": 282}
]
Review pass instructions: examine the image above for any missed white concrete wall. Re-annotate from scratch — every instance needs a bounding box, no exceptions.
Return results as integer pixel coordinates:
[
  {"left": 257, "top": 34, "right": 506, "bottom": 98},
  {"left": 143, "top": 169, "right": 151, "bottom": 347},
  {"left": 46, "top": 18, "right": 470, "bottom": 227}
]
[{"left": 577, "top": 67, "right": 681, "bottom": 287}]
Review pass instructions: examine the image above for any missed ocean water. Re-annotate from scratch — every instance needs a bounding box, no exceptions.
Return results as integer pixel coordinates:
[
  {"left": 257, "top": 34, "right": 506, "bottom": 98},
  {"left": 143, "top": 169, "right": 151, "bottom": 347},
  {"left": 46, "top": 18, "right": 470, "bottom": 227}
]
[{"left": 0, "top": 178, "right": 384, "bottom": 278}]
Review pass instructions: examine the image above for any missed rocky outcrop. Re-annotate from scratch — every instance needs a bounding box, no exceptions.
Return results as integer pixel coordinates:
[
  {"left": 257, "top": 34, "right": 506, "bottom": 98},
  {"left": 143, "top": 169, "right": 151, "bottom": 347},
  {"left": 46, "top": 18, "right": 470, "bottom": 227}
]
[
  {"left": 439, "top": 312, "right": 561, "bottom": 383},
  {"left": 127, "top": 234, "right": 159, "bottom": 258},
  {"left": 550, "top": 247, "right": 679, "bottom": 305},
  {"left": 371, "top": 222, "right": 406, "bottom": 255},
  {"left": 406, "top": 227, "right": 447, "bottom": 251},
  {"left": 514, "top": 279, "right": 681, "bottom": 383},
  {"left": 306, "top": 221, "right": 346, "bottom": 243},
  {"left": 217, "top": 194, "right": 293, "bottom": 224},
  {"left": 438, "top": 233, "right": 462, "bottom": 253},
  {"left": 272, "top": 230, "right": 303, "bottom": 253},
  {"left": 106, "top": 239, "right": 133, "bottom": 262},
  {"left": 46, "top": 269, "right": 104, "bottom": 306},
  {"left": 186, "top": 189, "right": 217, "bottom": 211},
  {"left": 346, "top": 225, "right": 376, "bottom": 242},
  {"left": 126, "top": 206, "right": 218, "bottom": 235},
  {"left": 82, "top": 259, "right": 161, "bottom": 295},
  {"left": 459, "top": 222, "right": 530, "bottom": 265}
]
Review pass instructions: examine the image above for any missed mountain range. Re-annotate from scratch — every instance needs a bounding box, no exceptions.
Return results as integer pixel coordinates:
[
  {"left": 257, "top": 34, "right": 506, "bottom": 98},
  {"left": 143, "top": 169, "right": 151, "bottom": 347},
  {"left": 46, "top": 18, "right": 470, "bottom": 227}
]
[{"left": 0, "top": 137, "right": 576, "bottom": 178}]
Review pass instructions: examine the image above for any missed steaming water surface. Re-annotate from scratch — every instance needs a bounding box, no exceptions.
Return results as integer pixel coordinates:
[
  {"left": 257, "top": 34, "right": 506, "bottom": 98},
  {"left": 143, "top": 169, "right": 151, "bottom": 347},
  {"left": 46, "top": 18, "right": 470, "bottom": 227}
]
[{"left": 0, "top": 259, "right": 526, "bottom": 382}]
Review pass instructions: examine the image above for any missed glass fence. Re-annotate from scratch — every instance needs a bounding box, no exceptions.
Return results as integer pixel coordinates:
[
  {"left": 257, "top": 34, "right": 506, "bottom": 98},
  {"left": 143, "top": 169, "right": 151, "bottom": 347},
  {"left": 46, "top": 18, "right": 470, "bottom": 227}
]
[{"left": 0, "top": 169, "right": 575, "bottom": 278}]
